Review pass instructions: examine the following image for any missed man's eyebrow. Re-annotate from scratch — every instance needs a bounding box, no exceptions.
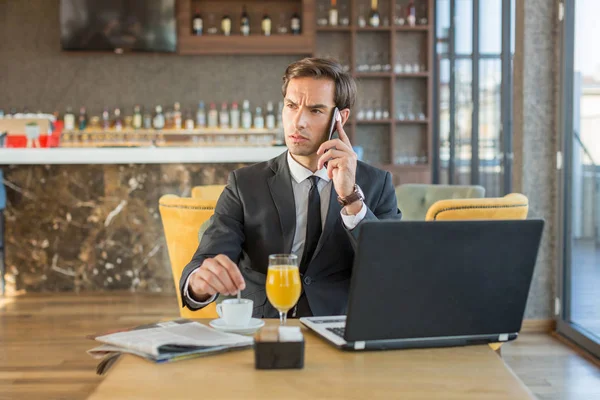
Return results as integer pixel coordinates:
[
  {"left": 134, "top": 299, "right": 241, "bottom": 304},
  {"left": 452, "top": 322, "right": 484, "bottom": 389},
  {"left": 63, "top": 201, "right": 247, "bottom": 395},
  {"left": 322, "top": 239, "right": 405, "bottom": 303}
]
[{"left": 284, "top": 99, "right": 330, "bottom": 109}]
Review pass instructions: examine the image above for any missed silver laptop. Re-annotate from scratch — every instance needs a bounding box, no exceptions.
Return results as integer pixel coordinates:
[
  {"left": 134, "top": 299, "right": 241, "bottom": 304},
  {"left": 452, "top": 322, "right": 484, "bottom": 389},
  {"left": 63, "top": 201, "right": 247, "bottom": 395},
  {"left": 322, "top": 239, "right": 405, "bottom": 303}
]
[{"left": 300, "top": 219, "right": 544, "bottom": 351}]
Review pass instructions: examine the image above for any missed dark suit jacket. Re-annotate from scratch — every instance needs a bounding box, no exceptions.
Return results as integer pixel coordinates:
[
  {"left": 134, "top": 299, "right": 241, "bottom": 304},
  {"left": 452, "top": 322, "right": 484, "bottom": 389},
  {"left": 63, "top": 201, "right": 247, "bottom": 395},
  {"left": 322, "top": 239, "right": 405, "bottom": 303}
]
[{"left": 180, "top": 151, "right": 402, "bottom": 317}]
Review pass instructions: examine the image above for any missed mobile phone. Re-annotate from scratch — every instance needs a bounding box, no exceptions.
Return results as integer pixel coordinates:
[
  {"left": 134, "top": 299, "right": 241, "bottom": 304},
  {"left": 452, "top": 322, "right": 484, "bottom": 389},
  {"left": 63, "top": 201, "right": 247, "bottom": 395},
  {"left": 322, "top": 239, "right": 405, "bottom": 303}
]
[
  {"left": 324, "top": 107, "right": 340, "bottom": 168},
  {"left": 327, "top": 107, "right": 340, "bottom": 141}
]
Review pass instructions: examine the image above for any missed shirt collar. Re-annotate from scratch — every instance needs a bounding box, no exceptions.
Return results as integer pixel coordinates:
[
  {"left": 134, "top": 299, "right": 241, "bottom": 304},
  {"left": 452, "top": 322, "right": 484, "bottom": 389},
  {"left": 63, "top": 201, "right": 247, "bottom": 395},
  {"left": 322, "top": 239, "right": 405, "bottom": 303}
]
[{"left": 287, "top": 151, "right": 331, "bottom": 184}]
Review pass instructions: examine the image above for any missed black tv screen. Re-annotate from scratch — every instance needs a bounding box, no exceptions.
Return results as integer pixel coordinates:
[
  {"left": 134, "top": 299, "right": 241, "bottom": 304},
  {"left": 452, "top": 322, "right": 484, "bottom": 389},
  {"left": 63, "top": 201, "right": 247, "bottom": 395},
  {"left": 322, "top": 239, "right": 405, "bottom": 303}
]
[{"left": 60, "top": 0, "right": 177, "bottom": 53}]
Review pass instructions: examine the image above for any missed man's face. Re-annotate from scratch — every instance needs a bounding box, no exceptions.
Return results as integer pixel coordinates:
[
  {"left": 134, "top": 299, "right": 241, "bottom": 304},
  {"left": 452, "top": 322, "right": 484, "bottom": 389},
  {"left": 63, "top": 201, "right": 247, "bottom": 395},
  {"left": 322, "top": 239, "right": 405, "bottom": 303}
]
[{"left": 282, "top": 77, "right": 336, "bottom": 157}]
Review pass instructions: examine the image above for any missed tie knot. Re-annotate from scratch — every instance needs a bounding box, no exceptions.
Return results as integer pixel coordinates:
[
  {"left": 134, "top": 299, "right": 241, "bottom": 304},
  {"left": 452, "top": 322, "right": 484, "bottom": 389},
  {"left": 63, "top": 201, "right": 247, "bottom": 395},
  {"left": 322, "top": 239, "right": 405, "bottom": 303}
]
[{"left": 308, "top": 175, "right": 320, "bottom": 188}]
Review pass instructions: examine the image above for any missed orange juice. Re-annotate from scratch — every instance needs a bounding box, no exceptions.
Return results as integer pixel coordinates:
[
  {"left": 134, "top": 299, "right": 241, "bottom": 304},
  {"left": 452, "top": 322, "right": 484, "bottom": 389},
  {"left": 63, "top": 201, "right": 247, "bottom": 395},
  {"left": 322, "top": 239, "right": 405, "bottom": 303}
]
[{"left": 266, "top": 265, "right": 302, "bottom": 312}]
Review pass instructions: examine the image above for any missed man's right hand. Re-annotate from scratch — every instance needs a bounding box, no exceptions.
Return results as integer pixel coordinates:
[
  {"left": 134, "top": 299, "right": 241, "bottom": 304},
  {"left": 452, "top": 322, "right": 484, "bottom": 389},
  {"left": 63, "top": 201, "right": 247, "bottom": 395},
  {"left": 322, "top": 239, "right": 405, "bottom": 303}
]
[{"left": 189, "top": 254, "right": 246, "bottom": 302}]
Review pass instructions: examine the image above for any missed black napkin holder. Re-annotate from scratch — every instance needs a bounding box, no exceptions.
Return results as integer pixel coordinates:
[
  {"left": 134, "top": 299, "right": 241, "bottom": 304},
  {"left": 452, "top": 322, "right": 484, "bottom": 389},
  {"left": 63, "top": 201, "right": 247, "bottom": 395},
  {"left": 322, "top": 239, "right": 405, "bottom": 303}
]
[{"left": 254, "top": 326, "right": 305, "bottom": 370}]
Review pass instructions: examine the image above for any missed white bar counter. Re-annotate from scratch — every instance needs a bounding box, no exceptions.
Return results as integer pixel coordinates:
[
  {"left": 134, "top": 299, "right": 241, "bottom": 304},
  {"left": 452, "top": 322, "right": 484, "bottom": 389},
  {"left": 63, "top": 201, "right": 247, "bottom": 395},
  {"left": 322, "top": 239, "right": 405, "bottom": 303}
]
[{"left": 0, "top": 146, "right": 287, "bottom": 165}]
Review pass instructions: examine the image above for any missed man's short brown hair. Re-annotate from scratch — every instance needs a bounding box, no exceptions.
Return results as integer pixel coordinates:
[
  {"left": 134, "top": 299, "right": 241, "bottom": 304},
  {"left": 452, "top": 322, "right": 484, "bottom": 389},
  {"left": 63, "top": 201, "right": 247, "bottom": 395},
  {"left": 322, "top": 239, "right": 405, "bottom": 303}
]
[{"left": 282, "top": 57, "right": 357, "bottom": 110}]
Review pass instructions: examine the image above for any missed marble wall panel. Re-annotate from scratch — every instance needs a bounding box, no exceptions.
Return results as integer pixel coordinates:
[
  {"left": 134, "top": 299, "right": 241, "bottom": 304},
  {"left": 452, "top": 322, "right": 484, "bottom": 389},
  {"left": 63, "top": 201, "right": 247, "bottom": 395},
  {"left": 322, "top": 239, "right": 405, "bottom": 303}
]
[{"left": 0, "top": 163, "right": 247, "bottom": 293}]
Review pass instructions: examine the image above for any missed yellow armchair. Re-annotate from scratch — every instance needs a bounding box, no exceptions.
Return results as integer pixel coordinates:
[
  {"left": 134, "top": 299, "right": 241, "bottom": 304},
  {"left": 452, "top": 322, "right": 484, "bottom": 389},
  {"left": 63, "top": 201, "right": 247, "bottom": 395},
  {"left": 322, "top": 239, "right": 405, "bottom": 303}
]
[
  {"left": 159, "top": 195, "right": 218, "bottom": 319},
  {"left": 191, "top": 185, "right": 226, "bottom": 201},
  {"left": 425, "top": 193, "right": 529, "bottom": 221},
  {"left": 396, "top": 184, "right": 486, "bottom": 221},
  {"left": 425, "top": 193, "right": 529, "bottom": 353}
]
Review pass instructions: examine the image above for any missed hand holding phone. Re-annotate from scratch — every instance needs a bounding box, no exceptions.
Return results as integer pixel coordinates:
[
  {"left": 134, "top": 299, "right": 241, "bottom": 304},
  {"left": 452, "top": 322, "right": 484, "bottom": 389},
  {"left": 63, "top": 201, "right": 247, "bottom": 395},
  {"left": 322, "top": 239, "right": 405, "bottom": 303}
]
[{"left": 317, "top": 107, "right": 358, "bottom": 198}]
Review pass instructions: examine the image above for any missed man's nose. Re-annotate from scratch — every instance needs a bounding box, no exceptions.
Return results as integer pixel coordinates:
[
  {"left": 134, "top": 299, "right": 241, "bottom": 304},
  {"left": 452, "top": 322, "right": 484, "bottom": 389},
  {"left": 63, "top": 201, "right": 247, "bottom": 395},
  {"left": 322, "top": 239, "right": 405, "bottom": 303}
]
[{"left": 293, "top": 108, "right": 308, "bottom": 131}]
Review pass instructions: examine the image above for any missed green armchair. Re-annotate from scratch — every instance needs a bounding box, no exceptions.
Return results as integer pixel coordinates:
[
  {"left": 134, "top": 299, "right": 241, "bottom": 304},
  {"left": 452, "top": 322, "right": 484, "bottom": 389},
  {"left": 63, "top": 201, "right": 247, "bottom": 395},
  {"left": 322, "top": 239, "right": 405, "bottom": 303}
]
[{"left": 395, "top": 184, "right": 486, "bottom": 221}]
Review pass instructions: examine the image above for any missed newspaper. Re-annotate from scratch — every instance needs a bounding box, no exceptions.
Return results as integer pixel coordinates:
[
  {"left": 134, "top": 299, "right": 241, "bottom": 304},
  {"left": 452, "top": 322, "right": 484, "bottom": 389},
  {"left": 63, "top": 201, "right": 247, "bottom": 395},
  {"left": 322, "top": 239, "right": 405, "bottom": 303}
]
[{"left": 87, "top": 319, "right": 253, "bottom": 373}]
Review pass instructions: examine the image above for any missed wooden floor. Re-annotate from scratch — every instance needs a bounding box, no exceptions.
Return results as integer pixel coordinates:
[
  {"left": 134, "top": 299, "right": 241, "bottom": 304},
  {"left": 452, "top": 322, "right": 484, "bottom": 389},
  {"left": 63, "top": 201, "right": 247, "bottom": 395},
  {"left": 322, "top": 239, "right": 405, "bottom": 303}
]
[
  {"left": 1, "top": 293, "right": 599, "bottom": 400},
  {"left": 502, "top": 334, "right": 600, "bottom": 400}
]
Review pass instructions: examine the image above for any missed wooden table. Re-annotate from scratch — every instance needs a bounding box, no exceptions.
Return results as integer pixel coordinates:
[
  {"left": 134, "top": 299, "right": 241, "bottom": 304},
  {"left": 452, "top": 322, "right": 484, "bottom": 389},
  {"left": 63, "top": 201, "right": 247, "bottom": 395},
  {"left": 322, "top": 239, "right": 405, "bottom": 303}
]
[{"left": 87, "top": 320, "right": 535, "bottom": 400}]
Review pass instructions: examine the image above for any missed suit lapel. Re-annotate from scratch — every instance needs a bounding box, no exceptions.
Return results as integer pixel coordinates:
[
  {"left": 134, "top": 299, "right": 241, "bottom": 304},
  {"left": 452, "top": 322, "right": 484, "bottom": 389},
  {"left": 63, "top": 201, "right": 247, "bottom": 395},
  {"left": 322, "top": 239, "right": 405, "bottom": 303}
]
[
  {"left": 311, "top": 183, "right": 342, "bottom": 261},
  {"left": 267, "top": 153, "right": 296, "bottom": 254}
]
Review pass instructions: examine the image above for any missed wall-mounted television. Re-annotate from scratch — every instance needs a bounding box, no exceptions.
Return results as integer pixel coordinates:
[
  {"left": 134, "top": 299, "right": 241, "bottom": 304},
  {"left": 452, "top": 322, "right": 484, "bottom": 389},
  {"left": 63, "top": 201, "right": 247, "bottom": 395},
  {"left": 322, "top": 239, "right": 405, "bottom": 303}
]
[{"left": 60, "top": 0, "right": 177, "bottom": 53}]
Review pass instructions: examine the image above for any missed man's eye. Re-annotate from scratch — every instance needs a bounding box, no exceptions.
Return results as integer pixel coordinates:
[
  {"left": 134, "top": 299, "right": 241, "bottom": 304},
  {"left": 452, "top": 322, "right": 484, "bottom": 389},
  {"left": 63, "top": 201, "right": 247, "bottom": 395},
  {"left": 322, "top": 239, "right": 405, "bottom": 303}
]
[
  {"left": 286, "top": 104, "right": 296, "bottom": 109},
  {"left": 312, "top": 109, "right": 323, "bottom": 114}
]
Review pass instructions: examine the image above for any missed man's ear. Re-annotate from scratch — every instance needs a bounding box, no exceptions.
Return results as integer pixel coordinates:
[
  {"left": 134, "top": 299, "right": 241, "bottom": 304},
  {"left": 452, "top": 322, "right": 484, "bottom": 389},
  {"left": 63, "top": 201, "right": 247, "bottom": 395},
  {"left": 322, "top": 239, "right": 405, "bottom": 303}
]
[{"left": 339, "top": 108, "right": 351, "bottom": 125}]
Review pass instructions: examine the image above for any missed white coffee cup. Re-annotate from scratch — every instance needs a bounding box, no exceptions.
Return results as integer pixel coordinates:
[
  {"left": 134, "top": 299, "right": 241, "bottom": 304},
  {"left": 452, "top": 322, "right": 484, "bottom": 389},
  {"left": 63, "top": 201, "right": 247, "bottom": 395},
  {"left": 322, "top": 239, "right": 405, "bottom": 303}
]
[{"left": 216, "top": 299, "right": 253, "bottom": 327}]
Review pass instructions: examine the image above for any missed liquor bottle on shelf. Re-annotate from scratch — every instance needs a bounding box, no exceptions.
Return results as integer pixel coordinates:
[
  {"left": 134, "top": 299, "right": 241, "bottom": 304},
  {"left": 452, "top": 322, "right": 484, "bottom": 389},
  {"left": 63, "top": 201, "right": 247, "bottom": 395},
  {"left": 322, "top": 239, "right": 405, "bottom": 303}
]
[
  {"left": 407, "top": 0, "right": 416, "bottom": 26},
  {"left": 219, "top": 102, "right": 230, "bottom": 129},
  {"left": 143, "top": 109, "right": 152, "bottom": 129},
  {"left": 358, "top": 5, "right": 367, "bottom": 27},
  {"left": 277, "top": 12, "right": 289, "bottom": 34},
  {"left": 63, "top": 106, "right": 75, "bottom": 131},
  {"left": 395, "top": 3, "right": 406, "bottom": 26},
  {"left": 124, "top": 114, "right": 133, "bottom": 130},
  {"left": 192, "top": 8, "right": 203, "bottom": 36},
  {"left": 221, "top": 14, "right": 232, "bottom": 36},
  {"left": 262, "top": 13, "right": 272, "bottom": 36},
  {"left": 102, "top": 108, "right": 111, "bottom": 130},
  {"left": 86, "top": 115, "right": 99, "bottom": 131},
  {"left": 133, "top": 105, "right": 143, "bottom": 129},
  {"left": 153, "top": 105, "right": 165, "bottom": 130},
  {"left": 369, "top": 0, "right": 380, "bottom": 27},
  {"left": 196, "top": 101, "right": 207, "bottom": 128},
  {"left": 291, "top": 11, "right": 301, "bottom": 35},
  {"left": 184, "top": 110, "right": 195, "bottom": 130},
  {"left": 208, "top": 102, "right": 219, "bottom": 128},
  {"left": 265, "top": 101, "right": 276, "bottom": 130},
  {"left": 230, "top": 102, "right": 240, "bottom": 129},
  {"left": 241, "top": 100, "right": 252, "bottom": 129},
  {"left": 164, "top": 108, "right": 174, "bottom": 129},
  {"left": 254, "top": 107, "right": 264, "bottom": 129},
  {"left": 114, "top": 108, "right": 123, "bottom": 131},
  {"left": 317, "top": 3, "right": 328, "bottom": 26},
  {"left": 419, "top": 3, "right": 428, "bottom": 25},
  {"left": 329, "top": 0, "right": 338, "bottom": 26},
  {"left": 339, "top": 3, "right": 350, "bottom": 26},
  {"left": 241, "top": 6, "right": 250, "bottom": 36},
  {"left": 207, "top": 13, "right": 218, "bottom": 35},
  {"left": 173, "top": 102, "right": 182, "bottom": 129},
  {"left": 78, "top": 106, "right": 87, "bottom": 131}
]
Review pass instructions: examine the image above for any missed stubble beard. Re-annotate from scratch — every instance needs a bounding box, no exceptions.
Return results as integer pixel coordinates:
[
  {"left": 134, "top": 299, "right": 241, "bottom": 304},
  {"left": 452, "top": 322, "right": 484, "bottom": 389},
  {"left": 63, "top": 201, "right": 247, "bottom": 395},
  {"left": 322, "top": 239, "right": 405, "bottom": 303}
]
[{"left": 286, "top": 131, "right": 328, "bottom": 157}]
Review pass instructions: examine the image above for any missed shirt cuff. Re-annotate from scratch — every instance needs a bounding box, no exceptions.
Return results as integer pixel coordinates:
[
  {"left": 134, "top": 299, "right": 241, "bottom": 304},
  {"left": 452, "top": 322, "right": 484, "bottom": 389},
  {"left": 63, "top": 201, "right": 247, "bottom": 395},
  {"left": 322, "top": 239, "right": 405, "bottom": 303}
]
[
  {"left": 340, "top": 201, "right": 367, "bottom": 230},
  {"left": 184, "top": 267, "right": 217, "bottom": 308}
]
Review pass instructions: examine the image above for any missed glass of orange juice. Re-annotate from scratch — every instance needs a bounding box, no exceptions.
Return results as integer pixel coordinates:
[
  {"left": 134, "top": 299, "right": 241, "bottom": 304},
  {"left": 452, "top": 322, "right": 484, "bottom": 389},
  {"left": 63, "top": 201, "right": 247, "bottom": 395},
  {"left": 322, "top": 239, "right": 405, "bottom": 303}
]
[{"left": 266, "top": 254, "right": 301, "bottom": 325}]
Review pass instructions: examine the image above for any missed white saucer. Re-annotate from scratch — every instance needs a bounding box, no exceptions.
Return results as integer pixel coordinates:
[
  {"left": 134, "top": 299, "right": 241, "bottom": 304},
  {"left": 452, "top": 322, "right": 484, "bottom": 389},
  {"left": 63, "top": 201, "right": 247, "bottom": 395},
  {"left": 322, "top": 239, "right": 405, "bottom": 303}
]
[{"left": 209, "top": 318, "right": 265, "bottom": 335}]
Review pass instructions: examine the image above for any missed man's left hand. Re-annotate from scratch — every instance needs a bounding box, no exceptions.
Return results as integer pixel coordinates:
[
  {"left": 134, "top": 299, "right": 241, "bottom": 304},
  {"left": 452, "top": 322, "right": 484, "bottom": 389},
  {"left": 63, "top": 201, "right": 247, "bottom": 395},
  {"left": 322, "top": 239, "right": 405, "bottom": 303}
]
[{"left": 316, "top": 116, "right": 360, "bottom": 210}]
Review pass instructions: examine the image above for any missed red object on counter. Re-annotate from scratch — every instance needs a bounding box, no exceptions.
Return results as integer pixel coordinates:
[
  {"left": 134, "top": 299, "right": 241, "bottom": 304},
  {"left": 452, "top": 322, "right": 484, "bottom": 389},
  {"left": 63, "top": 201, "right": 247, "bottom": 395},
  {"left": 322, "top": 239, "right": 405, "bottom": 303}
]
[{"left": 4, "top": 121, "right": 63, "bottom": 148}]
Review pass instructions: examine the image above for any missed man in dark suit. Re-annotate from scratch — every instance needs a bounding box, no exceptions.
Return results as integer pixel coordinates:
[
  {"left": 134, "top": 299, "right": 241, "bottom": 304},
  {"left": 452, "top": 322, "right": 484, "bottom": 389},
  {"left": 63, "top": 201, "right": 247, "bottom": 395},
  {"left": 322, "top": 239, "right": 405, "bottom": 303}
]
[{"left": 180, "top": 58, "right": 402, "bottom": 318}]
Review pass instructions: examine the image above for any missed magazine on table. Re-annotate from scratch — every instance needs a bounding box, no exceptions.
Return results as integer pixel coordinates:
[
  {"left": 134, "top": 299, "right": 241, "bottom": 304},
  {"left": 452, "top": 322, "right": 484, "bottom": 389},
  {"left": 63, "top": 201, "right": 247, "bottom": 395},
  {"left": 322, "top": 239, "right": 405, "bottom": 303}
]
[{"left": 87, "top": 319, "right": 253, "bottom": 374}]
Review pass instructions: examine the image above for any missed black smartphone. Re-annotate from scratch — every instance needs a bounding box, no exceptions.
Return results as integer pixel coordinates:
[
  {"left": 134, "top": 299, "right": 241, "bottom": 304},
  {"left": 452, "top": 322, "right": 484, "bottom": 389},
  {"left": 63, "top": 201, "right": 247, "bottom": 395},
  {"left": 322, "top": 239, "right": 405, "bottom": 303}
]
[
  {"left": 324, "top": 107, "right": 340, "bottom": 168},
  {"left": 327, "top": 107, "right": 340, "bottom": 141}
]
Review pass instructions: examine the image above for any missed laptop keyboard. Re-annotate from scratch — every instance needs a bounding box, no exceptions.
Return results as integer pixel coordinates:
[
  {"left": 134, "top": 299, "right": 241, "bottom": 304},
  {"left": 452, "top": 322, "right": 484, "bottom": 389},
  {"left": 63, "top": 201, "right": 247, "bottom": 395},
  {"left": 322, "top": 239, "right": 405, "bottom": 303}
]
[
  {"left": 327, "top": 327, "right": 345, "bottom": 338},
  {"left": 311, "top": 318, "right": 346, "bottom": 324}
]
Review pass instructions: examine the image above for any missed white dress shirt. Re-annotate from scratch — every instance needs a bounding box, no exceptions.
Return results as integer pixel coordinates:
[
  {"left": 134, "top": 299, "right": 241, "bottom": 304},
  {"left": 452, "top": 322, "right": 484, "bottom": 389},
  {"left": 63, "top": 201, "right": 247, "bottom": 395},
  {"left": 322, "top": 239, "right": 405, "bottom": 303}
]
[{"left": 185, "top": 151, "right": 367, "bottom": 307}]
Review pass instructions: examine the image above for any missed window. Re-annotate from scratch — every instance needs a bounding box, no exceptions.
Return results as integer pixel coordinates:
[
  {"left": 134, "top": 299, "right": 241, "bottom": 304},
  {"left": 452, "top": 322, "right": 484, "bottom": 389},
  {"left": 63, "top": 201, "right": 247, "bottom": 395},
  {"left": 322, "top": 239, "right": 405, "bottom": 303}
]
[{"left": 434, "top": 0, "right": 514, "bottom": 197}]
